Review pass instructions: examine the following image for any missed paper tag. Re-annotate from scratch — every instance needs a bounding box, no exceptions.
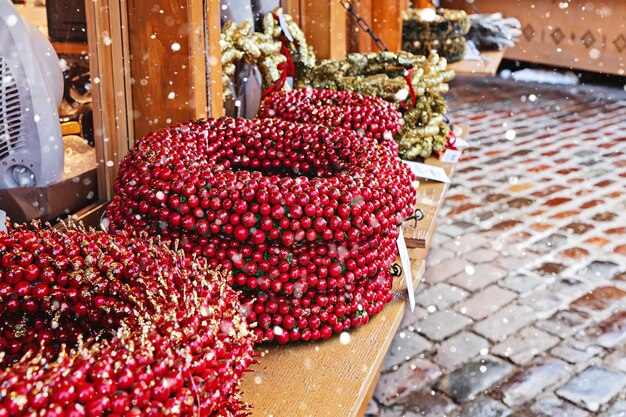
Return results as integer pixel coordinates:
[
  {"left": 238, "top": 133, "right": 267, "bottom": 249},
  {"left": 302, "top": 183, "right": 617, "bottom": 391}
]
[
  {"left": 440, "top": 149, "right": 462, "bottom": 163},
  {"left": 463, "top": 40, "right": 484, "bottom": 61},
  {"left": 403, "top": 160, "right": 450, "bottom": 183},
  {"left": 0, "top": 210, "right": 6, "bottom": 233},
  {"left": 454, "top": 136, "right": 469, "bottom": 148},
  {"left": 397, "top": 227, "right": 415, "bottom": 312},
  {"left": 278, "top": 13, "right": 294, "bottom": 42}
]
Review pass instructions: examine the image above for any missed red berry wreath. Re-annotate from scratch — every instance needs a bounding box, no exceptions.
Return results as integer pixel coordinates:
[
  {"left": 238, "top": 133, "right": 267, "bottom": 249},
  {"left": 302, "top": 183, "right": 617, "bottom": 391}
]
[
  {"left": 257, "top": 89, "right": 402, "bottom": 151},
  {"left": 104, "top": 117, "right": 417, "bottom": 343},
  {"left": 108, "top": 118, "right": 414, "bottom": 245},
  {"left": 0, "top": 224, "right": 255, "bottom": 416}
]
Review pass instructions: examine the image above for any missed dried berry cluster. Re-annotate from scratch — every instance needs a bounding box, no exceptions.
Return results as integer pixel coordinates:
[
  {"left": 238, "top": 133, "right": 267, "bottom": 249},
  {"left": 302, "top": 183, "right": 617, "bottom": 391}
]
[
  {"left": 0, "top": 224, "right": 255, "bottom": 416},
  {"left": 104, "top": 117, "right": 416, "bottom": 343},
  {"left": 257, "top": 89, "right": 403, "bottom": 152}
]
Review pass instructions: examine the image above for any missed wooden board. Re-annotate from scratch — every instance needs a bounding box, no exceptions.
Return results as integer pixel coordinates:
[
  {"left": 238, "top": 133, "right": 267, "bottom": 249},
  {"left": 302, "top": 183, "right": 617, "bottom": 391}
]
[
  {"left": 52, "top": 42, "right": 89, "bottom": 56},
  {"left": 372, "top": 0, "right": 409, "bottom": 52},
  {"left": 241, "top": 154, "right": 459, "bottom": 417},
  {"left": 448, "top": 49, "right": 505, "bottom": 77},
  {"left": 402, "top": 124, "right": 468, "bottom": 248},
  {"left": 402, "top": 156, "right": 454, "bottom": 249}
]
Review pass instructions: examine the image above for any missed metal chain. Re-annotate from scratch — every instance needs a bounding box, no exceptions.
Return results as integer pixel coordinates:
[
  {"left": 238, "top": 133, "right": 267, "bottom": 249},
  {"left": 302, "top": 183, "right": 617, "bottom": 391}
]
[{"left": 337, "top": 0, "right": 389, "bottom": 52}]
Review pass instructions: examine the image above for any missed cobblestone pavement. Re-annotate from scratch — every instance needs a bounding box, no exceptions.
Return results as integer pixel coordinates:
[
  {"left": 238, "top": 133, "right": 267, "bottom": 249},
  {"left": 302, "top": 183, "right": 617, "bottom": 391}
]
[{"left": 367, "top": 78, "right": 626, "bottom": 416}]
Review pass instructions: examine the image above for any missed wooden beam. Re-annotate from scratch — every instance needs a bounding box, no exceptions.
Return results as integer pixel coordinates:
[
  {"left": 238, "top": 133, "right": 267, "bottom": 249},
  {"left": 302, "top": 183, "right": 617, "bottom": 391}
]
[
  {"left": 127, "top": 1, "right": 196, "bottom": 137},
  {"left": 347, "top": 0, "right": 375, "bottom": 53},
  {"left": 372, "top": 0, "right": 408, "bottom": 52},
  {"left": 299, "top": 1, "right": 347, "bottom": 60},
  {"left": 84, "top": 0, "right": 134, "bottom": 201},
  {"left": 282, "top": 0, "right": 302, "bottom": 26},
  {"left": 413, "top": 0, "right": 433, "bottom": 7},
  {"left": 206, "top": 0, "right": 224, "bottom": 117},
  {"left": 86, "top": 0, "right": 224, "bottom": 199}
]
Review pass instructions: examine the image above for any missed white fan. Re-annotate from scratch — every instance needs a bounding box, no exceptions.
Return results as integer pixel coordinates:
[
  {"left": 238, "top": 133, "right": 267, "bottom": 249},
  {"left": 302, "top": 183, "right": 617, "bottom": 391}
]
[{"left": 0, "top": 0, "right": 63, "bottom": 188}]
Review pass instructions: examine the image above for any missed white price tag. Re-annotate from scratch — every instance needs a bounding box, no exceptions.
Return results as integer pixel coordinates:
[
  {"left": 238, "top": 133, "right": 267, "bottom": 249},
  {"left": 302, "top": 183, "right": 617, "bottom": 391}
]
[
  {"left": 440, "top": 149, "right": 462, "bottom": 164},
  {"left": 278, "top": 13, "right": 294, "bottom": 42},
  {"left": 397, "top": 227, "right": 415, "bottom": 311},
  {"left": 454, "top": 136, "right": 469, "bottom": 148},
  {"left": 403, "top": 160, "right": 450, "bottom": 183}
]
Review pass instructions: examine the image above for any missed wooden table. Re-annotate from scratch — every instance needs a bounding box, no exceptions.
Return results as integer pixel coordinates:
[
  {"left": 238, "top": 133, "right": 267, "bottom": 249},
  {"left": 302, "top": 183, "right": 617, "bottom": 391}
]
[
  {"left": 448, "top": 49, "right": 505, "bottom": 77},
  {"left": 402, "top": 155, "right": 458, "bottom": 249},
  {"left": 240, "top": 155, "right": 460, "bottom": 417}
]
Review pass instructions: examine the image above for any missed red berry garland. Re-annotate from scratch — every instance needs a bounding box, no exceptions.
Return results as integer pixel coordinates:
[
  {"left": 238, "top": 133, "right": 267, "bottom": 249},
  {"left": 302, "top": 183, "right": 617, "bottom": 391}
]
[
  {"left": 104, "top": 117, "right": 417, "bottom": 343},
  {"left": 0, "top": 224, "right": 255, "bottom": 416},
  {"left": 108, "top": 197, "right": 398, "bottom": 295},
  {"left": 110, "top": 118, "right": 414, "bottom": 246},
  {"left": 257, "top": 89, "right": 402, "bottom": 151}
]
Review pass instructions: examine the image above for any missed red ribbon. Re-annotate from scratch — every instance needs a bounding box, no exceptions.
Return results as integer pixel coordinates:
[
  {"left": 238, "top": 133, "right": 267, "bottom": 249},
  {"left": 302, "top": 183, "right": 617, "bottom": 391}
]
[
  {"left": 400, "top": 68, "right": 417, "bottom": 111},
  {"left": 262, "top": 15, "right": 295, "bottom": 98},
  {"left": 446, "top": 130, "right": 458, "bottom": 150}
]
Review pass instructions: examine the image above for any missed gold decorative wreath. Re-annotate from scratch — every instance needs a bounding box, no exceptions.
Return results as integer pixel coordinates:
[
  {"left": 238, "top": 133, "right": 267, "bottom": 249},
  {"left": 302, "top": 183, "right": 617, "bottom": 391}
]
[
  {"left": 220, "top": 20, "right": 286, "bottom": 100},
  {"left": 263, "top": 8, "right": 316, "bottom": 84},
  {"left": 306, "top": 51, "right": 454, "bottom": 159}
]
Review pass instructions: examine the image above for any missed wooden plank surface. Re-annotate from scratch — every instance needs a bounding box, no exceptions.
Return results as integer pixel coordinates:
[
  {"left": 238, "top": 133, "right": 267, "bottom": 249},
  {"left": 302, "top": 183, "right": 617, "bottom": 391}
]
[
  {"left": 402, "top": 156, "right": 454, "bottom": 249},
  {"left": 448, "top": 49, "right": 505, "bottom": 77},
  {"left": 51, "top": 42, "right": 89, "bottom": 56}
]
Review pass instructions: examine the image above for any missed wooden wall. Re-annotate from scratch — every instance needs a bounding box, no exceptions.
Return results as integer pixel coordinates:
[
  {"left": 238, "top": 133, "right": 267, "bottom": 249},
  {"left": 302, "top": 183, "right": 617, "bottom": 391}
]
[
  {"left": 284, "top": 0, "right": 409, "bottom": 57},
  {"left": 443, "top": 0, "right": 626, "bottom": 76},
  {"left": 125, "top": 0, "right": 224, "bottom": 139},
  {"left": 85, "top": 0, "right": 224, "bottom": 200}
]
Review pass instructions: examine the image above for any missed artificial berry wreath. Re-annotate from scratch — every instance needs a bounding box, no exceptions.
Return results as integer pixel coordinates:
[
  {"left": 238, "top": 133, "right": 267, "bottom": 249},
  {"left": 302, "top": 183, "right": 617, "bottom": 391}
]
[
  {"left": 257, "top": 88, "right": 403, "bottom": 152},
  {"left": 0, "top": 224, "right": 255, "bottom": 416},
  {"left": 108, "top": 118, "right": 414, "bottom": 246},
  {"left": 104, "top": 117, "right": 416, "bottom": 343},
  {"left": 221, "top": 20, "right": 286, "bottom": 100}
]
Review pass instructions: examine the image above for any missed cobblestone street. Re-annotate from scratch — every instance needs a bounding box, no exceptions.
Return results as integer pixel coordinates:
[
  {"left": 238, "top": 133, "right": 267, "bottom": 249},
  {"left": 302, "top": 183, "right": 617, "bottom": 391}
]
[{"left": 368, "top": 78, "right": 626, "bottom": 417}]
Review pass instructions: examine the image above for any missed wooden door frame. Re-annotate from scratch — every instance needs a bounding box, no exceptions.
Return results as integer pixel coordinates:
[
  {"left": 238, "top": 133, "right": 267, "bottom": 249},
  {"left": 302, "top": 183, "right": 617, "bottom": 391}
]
[{"left": 85, "top": 0, "right": 224, "bottom": 201}]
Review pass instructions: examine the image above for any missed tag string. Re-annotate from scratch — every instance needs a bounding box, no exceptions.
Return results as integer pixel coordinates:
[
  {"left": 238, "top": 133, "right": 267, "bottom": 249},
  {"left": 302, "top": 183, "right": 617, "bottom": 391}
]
[
  {"left": 262, "top": 15, "right": 295, "bottom": 98},
  {"left": 446, "top": 130, "right": 458, "bottom": 150},
  {"left": 400, "top": 68, "right": 417, "bottom": 111}
]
